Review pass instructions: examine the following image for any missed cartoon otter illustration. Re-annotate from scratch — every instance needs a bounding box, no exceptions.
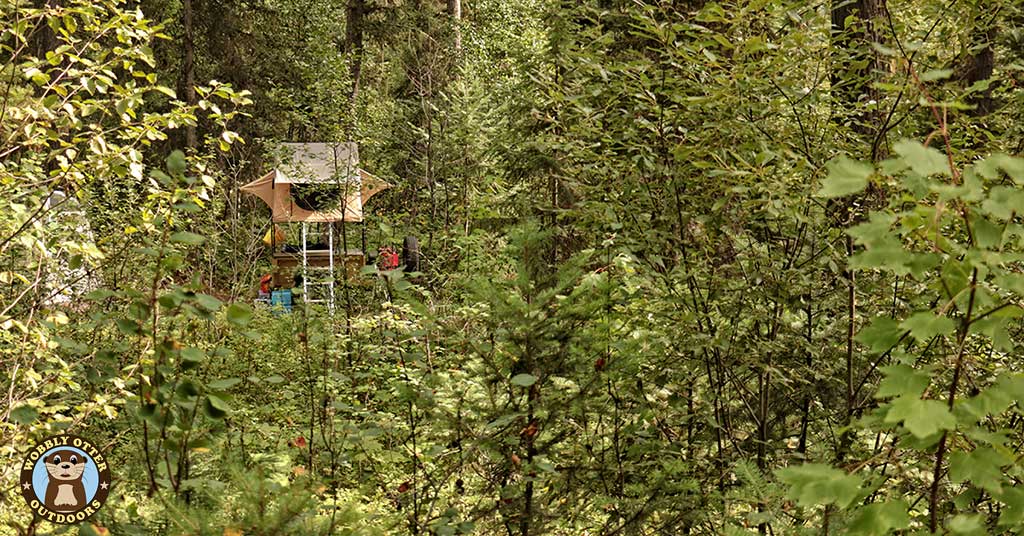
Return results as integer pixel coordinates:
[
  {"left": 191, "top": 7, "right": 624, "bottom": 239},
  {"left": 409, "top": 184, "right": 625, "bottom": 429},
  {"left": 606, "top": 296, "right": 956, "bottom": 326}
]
[{"left": 43, "top": 450, "right": 87, "bottom": 512}]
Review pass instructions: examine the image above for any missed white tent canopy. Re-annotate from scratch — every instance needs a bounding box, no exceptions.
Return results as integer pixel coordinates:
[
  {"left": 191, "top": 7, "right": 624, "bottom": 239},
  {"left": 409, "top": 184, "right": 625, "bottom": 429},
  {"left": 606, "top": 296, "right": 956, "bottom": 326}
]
[{"left": 241, "top": 142, "right": 390, "bottom": 223}]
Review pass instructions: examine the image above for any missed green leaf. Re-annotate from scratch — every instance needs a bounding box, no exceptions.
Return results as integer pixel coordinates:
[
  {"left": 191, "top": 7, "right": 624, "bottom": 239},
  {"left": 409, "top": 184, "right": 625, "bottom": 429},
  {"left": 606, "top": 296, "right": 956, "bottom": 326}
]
[
  {"left": 959, "top": 375, "right": 1020, "bottom": 421},
  {"left": 949, "top": 447, "right": 1010, "bottom": 493},
  {"left": 884, "top": 396, "right": 956, "bottom": 438},
  {"left": 846, "top": 500, "right": 910, "bottom": 536},
  {"left": 175, "top": 379, "right": 200, "bottom": 399},
  {"left": 264, "top": 374, "right": 285, "bottom": 384},
  {"left": 204, "top": 394, "right": 230, "bottom": 419},
  {"left": 847, "top": 212, "right": 897, "bottom": 249},
  {"left": 976, "top": 153, "right": 1024, "bottom": 184},
  {"left": 876, "top": 364, "right": 930, "bottom": 399},
  {"left": 998, "top": 486, "right": 1024, "bottom": 527},
  {"left": 10, "top": 404, "right": 39, "bottom": 425},
  {"left": 994, "top": 273, "right": 1024, "bottom": 297},
  {"left": 160, "top": 290, "right": 187, "bottom": 310},
  {"left": 208, "top": 378, "right": 242, "bottom": 390},
  {"left": 194, "top": 293, "right": 223, "bottom": 311},
  {"left": 946, "top": 168, "right": 987, "bottom": 202},
  {"left": 970, "top": 315, "right": 1016, "bottom": 352},
  {"left": 115, "top": 318, "right": 141, "bottom": 335},
  {"left": 511, "top": 373, "right": 538, "bottom": 387},
  {"left": 900, "top": 312, "right": 955, "bottom": 342},
  {"left": 920, "top": 68, "right": 954, "bottom": 82},
  {"left": 893, "top": 139, "right": 950, "bottom": 177},
  {"left": 166, "top": 150, "right": 187, "bottom": 176},
  {"left": 84, "top": 289, "right": 117, "bottom": 301},
  {"left": 971, "top": 214, "right": 1003, "bottom": 249},
  {"left": 856, "top": 317, "right": 905, "bottom": 354},
  {"left": 509, "top": 375, "right": 536, "bottom": 387},
  {"left": 994, "top": 374, "right": 1024, "bottom": 403},
  {"left": 225, "top": 303, "right": 252, "bottom": 327},
  {"left": 905, "top": 252, "right": 942, "bottom": 280},
  {"left": 776, "top": 463, "right": 863, "bottom": 509},
  {"left": 941, "top": 260, "right": 972, "bottom": 302},
  {"left": 870, "top": 42, "right": 898, "bottom": 56},
  {"left": 849, "top": 245, "right": 913, "bottom": 275},
  {"left": 485, "top": 413, "right": 524, "bottom": 430},
  {"left": 154, "top": 86, "right": 176, "bottom": 98},
  {"left": 169, "top": 232, "right": 206, "bottom": 245},
  {"left": 180, "top": 347, "right": 205, "bottom": 368},
  {"left": 982, "top": 186, "right": 1024, "bottom": 221},
  {"left": 818, "top": 156, "right": 873, "bottom": 198},
  {"left": 25, "top": 67, "right": 50, "bottom": 86},
  {"left": 173, "top": 202, "right": 201, "bottom": 213},
  {"left": 962, "top": 427, "right": 1010, "bottom": 448},
  {"left": 948, "top": 514, "right": 985, "bottom": 535}
]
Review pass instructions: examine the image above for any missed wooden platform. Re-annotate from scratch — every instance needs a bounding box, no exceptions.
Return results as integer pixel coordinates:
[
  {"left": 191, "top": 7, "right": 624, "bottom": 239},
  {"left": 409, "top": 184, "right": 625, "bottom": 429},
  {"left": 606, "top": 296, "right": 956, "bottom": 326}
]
[{"left": 270, "top": 249, "right": 365, "bottom": 287}]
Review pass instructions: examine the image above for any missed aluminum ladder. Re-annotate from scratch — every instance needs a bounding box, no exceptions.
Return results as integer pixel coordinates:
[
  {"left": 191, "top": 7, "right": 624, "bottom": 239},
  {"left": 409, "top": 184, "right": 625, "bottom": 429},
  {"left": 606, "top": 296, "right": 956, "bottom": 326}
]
[{"left": 301, "top": 222, "right": 335, "bottom": 313}]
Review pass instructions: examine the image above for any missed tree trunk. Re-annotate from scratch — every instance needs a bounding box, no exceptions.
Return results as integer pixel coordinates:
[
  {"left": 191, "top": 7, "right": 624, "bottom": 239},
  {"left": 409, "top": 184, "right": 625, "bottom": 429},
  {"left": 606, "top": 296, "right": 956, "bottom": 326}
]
[
  {"left": 829, "top": 0, "right": 888, "bottom": 475},
  {"left": 345, "top": 0, "right": 365, "bottom": 107},
  {"left": 829, "top": 0, "right": 891, "bottom": 203},
  {"left": 830, "top": 0, "right": 889, "bottom": 137},
  {"left": 960, "top": 25, "right": 997, "bottom": 117},
  {"left": 447, "top": 0, "right": 462, "bottom": 53},
  {"left": 31, "top": 0, "right": 62, "bottom": 59},
  {"left": 182, "top": 0, "right": 197, "bottom": 149}
]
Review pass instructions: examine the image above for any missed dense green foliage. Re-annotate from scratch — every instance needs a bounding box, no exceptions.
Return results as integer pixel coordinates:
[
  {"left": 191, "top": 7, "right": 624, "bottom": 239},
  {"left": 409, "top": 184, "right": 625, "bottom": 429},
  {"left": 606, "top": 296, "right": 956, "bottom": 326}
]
[{"left": 4, "top": 0, "right": 1024, "bottom": 534}]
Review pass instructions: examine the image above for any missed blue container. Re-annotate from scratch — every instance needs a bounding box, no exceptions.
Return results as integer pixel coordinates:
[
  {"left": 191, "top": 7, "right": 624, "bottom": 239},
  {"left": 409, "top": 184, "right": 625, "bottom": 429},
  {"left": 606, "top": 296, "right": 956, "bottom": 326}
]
[{"left": 271, "top": 289, "right": 293, "bottom": 313}]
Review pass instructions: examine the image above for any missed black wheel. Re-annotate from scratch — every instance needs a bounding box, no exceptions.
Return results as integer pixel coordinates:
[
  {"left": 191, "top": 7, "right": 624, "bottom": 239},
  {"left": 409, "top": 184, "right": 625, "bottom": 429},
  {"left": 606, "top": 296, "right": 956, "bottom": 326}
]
[{"left": 402, "top": 235, "right": 420, "bottom": 272}]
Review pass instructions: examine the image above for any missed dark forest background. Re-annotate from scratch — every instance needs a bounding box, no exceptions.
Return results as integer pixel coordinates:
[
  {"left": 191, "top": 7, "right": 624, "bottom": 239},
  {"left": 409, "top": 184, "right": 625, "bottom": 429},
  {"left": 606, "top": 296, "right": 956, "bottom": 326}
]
[{"left": 4, "top": 0, "right": 1024, "bottom": 534}]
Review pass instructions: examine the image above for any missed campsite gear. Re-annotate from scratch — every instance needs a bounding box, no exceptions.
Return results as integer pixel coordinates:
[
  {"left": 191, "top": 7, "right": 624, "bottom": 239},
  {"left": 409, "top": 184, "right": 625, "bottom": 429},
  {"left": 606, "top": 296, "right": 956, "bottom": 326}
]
[
  {"left": 259, "top": 273, "right": 273, "bottom": 294},
  {"left": 378, "top": 245, "right": 400, "bottom": 271},
  {"left": 263, "top": 225, "right": 286, "bottom": 247},
  {"left": 241, "top": 142, "right": 396, "bottom": 313},
  {"left": 402, "top": 235, "right": 420, "bottom": 272},
  {"left": 240, "top": 143, "right": 389, "bottom": 223},
  {"left": 271, "top": 289, "right": 293, "bottom": 313}
]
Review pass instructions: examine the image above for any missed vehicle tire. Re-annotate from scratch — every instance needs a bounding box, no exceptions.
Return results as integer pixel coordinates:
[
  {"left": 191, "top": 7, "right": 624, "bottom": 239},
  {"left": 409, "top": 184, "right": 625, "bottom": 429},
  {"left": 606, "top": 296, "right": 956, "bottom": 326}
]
[{"left": 402, "top": 236, "right": 420, "bottom": 272}]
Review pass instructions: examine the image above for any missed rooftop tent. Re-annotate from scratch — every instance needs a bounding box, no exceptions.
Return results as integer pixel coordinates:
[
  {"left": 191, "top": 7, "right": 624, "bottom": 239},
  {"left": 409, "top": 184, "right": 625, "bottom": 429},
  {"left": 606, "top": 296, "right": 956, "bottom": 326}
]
[{"left": 241, "top": 142, "right": 390, "bottom": 223}]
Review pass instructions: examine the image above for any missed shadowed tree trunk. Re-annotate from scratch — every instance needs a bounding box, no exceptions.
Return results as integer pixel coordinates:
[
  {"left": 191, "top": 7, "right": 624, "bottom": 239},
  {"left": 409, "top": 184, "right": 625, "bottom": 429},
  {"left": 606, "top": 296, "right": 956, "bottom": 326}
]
[
  {"left": 31, "top": 0, "right": 62, "bottom": 58},
  {"left": 960, "top": 24, "right": 997, "bottom": 117},
  {"left": 831, "top": 0, "right": 890, "bottom": 138},
  {"left": 829, "top": 0, "right": 889, "bottom": 490},
  {"left": 345, "top": 0, "right": 366, "bottom": 106},
  {"left": 182, "top": 0, "right": 197, "bottom": 149}
]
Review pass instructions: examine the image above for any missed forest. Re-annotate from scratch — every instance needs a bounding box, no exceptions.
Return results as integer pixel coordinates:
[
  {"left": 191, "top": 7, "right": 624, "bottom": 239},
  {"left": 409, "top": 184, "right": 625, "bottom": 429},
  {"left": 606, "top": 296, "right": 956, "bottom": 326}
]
[{"left": 3, "top": 0, "right": 1024, "bottom": 534}]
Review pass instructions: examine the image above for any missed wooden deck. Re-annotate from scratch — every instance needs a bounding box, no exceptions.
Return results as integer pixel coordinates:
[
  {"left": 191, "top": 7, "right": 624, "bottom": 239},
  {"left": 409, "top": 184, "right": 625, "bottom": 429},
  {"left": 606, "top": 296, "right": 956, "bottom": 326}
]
[{"left": 270, "top": 249, "right": 366, "bottom": 287}]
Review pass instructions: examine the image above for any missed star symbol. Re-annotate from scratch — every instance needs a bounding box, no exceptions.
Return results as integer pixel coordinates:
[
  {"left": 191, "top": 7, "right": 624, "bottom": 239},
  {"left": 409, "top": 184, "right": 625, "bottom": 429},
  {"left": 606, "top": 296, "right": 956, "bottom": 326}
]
[
  {"left": 100, "top": 481, "right": 108, "bottom": 490},
  {"left": 22, "top": 482, "right": 31, "bottom": 491}
]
